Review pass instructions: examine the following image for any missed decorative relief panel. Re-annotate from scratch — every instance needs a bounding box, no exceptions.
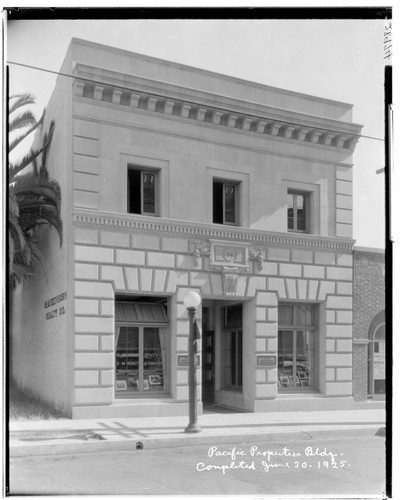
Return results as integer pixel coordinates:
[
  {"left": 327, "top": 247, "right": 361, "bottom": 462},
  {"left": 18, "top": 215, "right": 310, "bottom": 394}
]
[
  {"left": 210, "top": 240, "right": 250, "bottom": 269},
  {"left": 222, "top": 268, "right": 240, "bottom": 296},
  {"left": 191, "top": 238, "right": 267, "bottom": 276},
  {"left": 192, "top": 240, "right": 211, "bottom": 267},
  {"left": 249, "top": 246, "right": 266, "bottom": 271}
]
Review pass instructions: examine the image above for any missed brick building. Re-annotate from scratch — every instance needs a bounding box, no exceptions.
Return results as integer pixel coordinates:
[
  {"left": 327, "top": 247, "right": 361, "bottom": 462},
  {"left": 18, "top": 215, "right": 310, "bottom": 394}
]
[
  {"left": 353, "top": 247, "right": 386, "bottom": 401},
  {"left": 11, "top": 39, "right": 366, "bottom": 418}
]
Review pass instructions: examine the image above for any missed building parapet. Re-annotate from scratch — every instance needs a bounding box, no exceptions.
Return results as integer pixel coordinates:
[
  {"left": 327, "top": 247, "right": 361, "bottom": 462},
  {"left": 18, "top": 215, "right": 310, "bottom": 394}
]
[{"left": 73, "top": 209, "right": 355, "bottom": 252}]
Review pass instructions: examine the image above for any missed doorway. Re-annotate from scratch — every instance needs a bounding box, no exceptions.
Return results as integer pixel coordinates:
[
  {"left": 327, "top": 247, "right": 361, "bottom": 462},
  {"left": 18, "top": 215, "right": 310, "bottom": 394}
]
[
  {"left": 367, "top": 310, "right": 386, "bottom": 398},
  {"left": 201, "top": 307, "right": 215, "bottom": 406}
]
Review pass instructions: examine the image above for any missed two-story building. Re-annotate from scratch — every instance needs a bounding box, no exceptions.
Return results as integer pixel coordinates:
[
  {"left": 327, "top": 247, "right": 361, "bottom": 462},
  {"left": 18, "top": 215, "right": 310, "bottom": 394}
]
[{"left": 10, "top": 39, "right": 364, "bottom": 419}]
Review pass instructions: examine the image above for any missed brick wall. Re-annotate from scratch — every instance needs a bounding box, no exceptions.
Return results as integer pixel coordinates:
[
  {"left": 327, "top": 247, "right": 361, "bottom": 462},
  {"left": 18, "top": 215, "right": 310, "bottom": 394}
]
[{"left": 353, "top": 248, "right": 385, "bottom": 400}]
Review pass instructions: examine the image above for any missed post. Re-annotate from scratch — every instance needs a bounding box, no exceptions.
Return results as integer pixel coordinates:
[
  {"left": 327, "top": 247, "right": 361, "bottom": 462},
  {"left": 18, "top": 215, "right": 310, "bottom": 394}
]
[
  {"left": 185, "top": 308, "right": 201, "bottom": 432},
  {"left": 183, "top": 291, "right": 202, "bottom": 433}
]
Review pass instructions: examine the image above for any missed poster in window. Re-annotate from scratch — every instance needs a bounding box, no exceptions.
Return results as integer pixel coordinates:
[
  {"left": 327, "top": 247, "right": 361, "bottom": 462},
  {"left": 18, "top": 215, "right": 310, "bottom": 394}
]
[
  {"left": 116, "top": 380, "right": 127, "bottom": 391},
  {"left": 149, "top": 375, "right": 163, "bottom": 385}
]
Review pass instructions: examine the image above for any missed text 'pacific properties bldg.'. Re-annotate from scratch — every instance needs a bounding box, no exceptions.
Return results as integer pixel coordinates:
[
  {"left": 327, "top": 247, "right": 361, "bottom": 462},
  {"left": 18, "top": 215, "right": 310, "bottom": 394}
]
[{"left": 11, "top": 39, "right": 384, "bottom": 419}]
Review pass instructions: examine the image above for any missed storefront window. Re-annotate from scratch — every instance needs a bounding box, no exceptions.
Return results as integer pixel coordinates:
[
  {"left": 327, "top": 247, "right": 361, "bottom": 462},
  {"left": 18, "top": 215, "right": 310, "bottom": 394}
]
[
  {"left": 278, "top": 303, "right": 317, "bottom": 391},
  {"left": 115, "top": 301, "right": 168, "bottom": 396}
]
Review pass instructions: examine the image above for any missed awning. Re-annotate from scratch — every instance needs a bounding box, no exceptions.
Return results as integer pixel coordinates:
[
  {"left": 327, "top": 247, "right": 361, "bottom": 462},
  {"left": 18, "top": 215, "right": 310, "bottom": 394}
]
[{"left": 115, "top": 301, "right": 168, "bottom": 324}]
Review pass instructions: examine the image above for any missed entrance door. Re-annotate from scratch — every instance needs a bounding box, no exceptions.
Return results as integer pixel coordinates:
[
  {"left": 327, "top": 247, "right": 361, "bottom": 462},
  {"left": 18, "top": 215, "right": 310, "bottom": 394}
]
[
  {"left": 202, "top": 308, "right": 215, "bottom": 405},
  {"left": 368, "top": 322, "right": 386, "bottom": 397}
]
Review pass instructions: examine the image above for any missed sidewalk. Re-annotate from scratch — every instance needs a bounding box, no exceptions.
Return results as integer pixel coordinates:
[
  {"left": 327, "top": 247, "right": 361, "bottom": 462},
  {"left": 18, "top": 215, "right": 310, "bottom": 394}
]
[{"left": 9, "top": 408, "right": 386, "bottom": 458}]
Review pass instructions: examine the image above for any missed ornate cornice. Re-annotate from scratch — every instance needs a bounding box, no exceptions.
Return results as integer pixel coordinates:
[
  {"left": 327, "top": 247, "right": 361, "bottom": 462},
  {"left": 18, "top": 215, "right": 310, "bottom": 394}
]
[
  {"left": 73, "top": 210, "right": 355, "bottom": 252},
  {"left": 73, "top": 76, "right": 361, "bottom": 152}
]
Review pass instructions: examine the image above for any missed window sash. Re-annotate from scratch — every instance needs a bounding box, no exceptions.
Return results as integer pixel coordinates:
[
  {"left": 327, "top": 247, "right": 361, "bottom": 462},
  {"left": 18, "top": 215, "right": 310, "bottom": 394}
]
[
  {"left": 141, "top": 171, "right": 156, "bottom": 215},
  {"left": 213, "top": 180, "right": 239, "bottom": 225},
  {"left": 223, "top": 183, "right": 237, "bottom": 225},
  {"left": 278, "top": 329, "right": 315, "bottom": 390},
  {"left": 128, "top": 167, "right": 158, "bottom": 216},
  {"left": 288, "top": 191, "right": 307, "bottom": 232},
  {"left": 278, "top": 304, "right": 317, "bottom": 328}
]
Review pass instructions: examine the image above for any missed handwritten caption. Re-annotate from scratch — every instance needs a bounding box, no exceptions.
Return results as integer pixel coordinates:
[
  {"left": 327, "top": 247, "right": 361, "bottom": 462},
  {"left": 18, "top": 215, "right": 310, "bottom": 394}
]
[
  {"left": 196, "top": 445, "right": 351, "bottom": 474},
  {"left": 384, "top": 22, "right": 392, "bottom": 61}
]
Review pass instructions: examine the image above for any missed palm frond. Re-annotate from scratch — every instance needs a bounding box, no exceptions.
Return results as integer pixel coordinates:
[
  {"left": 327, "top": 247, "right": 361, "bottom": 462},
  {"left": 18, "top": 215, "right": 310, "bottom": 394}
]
[
  {"left": 28, "top": 209, "right": 63, "bottom": 246},
  {"left": 9, "top": 214, "right": 27, "bottom": 253},
  {"left": 39, "top": 121, "right": 55, "bottom": 173},
  {"left": 13, "top": 172, "right": 62, "bottom": 211},
  {"left": 8, "top": 109, "right": 45, "bottom": 153},
  {"left": 9, "top": 134, "right": 52, "bottom": 180},
  {"left": 8, "top": 95, "right": 62, "bottom": 288},
  {"left": 9, "top": 94, "right": 35, "bottom": 115},
  {"left": 26, "top": 237, "right": 48, "bottom": 282},
  {"left": 9, "top": 110, "right": 36, "bottom": 132}
]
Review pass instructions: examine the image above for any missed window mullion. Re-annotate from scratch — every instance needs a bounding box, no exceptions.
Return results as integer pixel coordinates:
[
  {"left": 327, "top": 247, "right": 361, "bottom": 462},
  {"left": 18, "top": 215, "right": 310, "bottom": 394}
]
[
  {"left": 235, "top": 331, "right": 238, "bottom": 387},
  {"left": 222, "top": 183, "right": 226, "bottom": 225},
  {"left": 139, "top": 327, "right": 143, "bottom": 393},
  {"left": 292, "top": 330, "right": 297, "bottom": 388},
  {"left": 140, "top": 171, "right": 145, "bottom": 214}
]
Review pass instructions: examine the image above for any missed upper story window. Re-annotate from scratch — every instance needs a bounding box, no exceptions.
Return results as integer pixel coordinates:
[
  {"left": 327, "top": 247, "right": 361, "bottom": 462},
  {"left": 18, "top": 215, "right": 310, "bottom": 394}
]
[
  {"left": 128, "top": 168, "right": 158, "bottom": 216},
  {"left": 213, "top": 180, "right": 239, "bottom": 225},
  {"left": 288, "top": 190, "right": 308, "bottom": 232}
]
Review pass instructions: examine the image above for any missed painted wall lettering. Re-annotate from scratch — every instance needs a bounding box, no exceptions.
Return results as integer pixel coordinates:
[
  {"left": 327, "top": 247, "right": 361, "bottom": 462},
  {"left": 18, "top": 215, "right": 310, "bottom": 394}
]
[
  {"left": 44, "top": 291, "right": 67, "bottom": 309},
  {"left": 44, "top": 291, "right": 67, "bottom": 320}
]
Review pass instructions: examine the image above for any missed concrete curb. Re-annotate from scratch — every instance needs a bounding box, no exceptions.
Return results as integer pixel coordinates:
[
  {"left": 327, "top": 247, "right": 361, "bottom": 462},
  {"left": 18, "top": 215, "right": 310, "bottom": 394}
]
[{"left": 10, "top": 426, "right": 384, "bottom": 458}]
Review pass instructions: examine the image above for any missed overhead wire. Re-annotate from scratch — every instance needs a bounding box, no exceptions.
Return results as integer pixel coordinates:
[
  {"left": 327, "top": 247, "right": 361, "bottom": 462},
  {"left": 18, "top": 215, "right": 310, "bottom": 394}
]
[{"left": 8, "top": 60, "right": 385, "bottom": 143}]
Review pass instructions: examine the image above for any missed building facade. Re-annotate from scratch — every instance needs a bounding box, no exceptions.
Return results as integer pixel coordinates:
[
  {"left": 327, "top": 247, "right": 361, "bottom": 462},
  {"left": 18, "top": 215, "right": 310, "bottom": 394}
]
[
  {"left": 11, "top": 39, "right": 365, "bottom": 418},
  {"left": 353, "top": 247, "right": 386, "bottom": 401}
]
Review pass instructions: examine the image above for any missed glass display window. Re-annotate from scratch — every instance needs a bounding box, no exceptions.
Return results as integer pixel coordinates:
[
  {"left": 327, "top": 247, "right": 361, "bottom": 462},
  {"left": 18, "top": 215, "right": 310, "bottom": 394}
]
[
  {"left": 278, "top": 303, "right": 318, "bottom": 392},
  {"left": 115, "top": 301, "right": 168, "bottom": 397}
]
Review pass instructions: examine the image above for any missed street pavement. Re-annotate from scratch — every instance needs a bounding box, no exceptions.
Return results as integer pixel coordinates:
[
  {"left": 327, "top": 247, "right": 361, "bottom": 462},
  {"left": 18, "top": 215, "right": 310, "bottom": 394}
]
[
  {"left": 9, "top": 434, "right": 386, "bottom": 496},
  {"left": 9, "top": 406, "right": 386, "bottom": 458}
]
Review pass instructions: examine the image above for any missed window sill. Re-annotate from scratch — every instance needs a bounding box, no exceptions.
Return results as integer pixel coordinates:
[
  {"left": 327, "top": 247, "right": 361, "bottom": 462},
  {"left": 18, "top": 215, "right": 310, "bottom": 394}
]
[
  {"left": 115, "top": 393, "right": 170, "bottom": 400},
  {"left": 288, "top": 230, "right": 309, "bottom": 235}
]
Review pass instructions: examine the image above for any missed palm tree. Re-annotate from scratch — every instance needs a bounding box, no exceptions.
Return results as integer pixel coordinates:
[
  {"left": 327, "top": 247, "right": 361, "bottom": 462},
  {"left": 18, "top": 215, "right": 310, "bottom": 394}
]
[{"left": 8, "top": 94, "right": 63, "bottom": 288}]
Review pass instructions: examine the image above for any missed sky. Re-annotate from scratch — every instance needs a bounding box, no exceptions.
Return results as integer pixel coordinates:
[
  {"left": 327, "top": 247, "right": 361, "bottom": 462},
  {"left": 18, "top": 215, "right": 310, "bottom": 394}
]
[{"left": 6, "top": 17, "right": 388, "bottom": 249}]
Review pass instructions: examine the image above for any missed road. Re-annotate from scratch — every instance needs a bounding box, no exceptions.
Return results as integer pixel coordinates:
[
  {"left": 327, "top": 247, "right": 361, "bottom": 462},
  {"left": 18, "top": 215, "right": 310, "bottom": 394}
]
[{"left": 9, "top": 434, "right": 386, "bottom": 496}]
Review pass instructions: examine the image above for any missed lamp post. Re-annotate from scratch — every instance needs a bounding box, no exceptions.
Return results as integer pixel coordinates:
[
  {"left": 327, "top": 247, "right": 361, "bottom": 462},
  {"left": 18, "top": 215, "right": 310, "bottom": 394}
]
[{"left": 183, "top": 291, "right": 202, "bottom": 433}]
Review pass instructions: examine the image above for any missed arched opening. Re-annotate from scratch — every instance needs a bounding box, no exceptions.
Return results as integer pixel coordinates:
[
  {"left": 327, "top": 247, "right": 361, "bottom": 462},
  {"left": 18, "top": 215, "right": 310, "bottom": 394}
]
[{"left": 367, "top": 310, "right": 386, "bottom": 398}]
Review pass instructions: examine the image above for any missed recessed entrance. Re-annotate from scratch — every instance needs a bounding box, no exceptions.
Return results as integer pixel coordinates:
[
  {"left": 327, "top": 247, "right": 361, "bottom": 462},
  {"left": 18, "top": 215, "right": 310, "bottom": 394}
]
[
  {"left": 201, "top": 307, "right": 215, "bottom": 406},
  {"left": 201, "top": 300, "right": 243, "bottom": 411},
  {"left": 367, "top": 310, "right": 386, "bottom": 399}
]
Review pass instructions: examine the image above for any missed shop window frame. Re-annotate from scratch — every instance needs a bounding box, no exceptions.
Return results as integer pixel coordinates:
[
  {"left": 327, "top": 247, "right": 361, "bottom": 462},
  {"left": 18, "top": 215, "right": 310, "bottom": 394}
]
[
  {"left": 278, "top": 303, "right": 318, "bottom": 393},
  {"left": 115, "top": 301, "right": 169, "bottom": 398}
]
